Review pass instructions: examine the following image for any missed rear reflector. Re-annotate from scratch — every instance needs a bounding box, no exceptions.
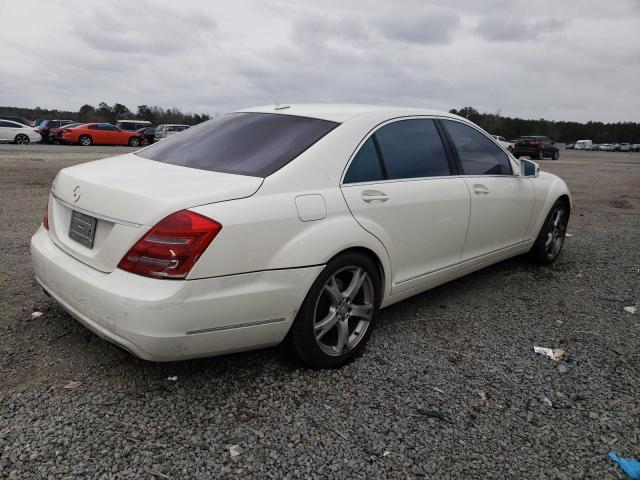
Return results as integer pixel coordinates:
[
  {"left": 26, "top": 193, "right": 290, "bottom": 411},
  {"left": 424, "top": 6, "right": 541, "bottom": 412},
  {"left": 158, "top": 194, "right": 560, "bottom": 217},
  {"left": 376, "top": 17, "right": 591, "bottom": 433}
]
[
  {"left": 118, "top": 210, "right": 221, "bottom": 279},
  {"left": 43, "top": 200, "right": 49, "bottom": 230}
]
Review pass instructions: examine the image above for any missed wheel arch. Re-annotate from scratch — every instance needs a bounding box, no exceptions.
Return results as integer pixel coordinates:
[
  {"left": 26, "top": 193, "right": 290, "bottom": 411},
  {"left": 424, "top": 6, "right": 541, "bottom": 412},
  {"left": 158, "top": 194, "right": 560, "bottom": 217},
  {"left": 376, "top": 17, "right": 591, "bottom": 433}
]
[
  {"left": 528, "top": 172, "right": 572, "bottom": 240},
  {"left": 325, "top": 246, "right": 387, "bottom": 298}
]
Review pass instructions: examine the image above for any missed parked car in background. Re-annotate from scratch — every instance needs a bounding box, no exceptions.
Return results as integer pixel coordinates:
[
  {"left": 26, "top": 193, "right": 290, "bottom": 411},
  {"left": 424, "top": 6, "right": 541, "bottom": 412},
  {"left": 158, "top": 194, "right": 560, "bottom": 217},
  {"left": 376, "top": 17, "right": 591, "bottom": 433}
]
[
  {"left": 619, "top": 143, "right": 632, "bottom": 152},
  {"left": 61, "top": 123, "right": 144, "bottom": 146},
  {"left": 565, "top": 143, "right": 575, "bottom": 149},
  {"left": 31, "top": 104, "right": 571, "bottom": 368},
  {"left": 574, "top": 140, "right": 592, "bottom": 150},
  {"left": 632, "top": 144, "right": 640, "bottom": 152},
  {"left": 0, "top": 119, "right": 42, "bottom": 144},
  {"left": 116, "top": 119, "right": 153, "bottom": 131},
  {"left": 599, "top": 144, "right": 616, "bottom": 152},
  {"left": 513, "top": 136, "right": 560, "bottom": 160},
  {"left": 155, "top": 124, "right": 190, "bottom": 141},
  {"left": 586, "top": 143, "right": 600, "bottom": 151},
  {"left": 37, "top": 119, "right": 75, "bottom": 142},
  {"left": 137, "top": 127, "right": 156, "bottom": 145},
  {"left": 50, "top": 123, "right": 83, "bottom": 144},
  {"left": 0, "top": 115, "right": 31, "bottom": 126},
  {"left": 491, "top": 135, "right": 514, "bottom": 151}
]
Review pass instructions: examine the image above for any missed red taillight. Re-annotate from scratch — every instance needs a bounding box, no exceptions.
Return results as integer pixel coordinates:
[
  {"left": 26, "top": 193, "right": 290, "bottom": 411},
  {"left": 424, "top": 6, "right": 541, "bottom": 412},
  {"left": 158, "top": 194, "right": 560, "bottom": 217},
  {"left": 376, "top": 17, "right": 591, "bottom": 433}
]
[
  {"left": 43, "top": 201, "right": 49, "bottom": 230},
  {"left": 118, "top": 210, "right": 222, "bottom": 279},
  {"left": 529, "top": 140, "right": 540, "bottom": 145}
]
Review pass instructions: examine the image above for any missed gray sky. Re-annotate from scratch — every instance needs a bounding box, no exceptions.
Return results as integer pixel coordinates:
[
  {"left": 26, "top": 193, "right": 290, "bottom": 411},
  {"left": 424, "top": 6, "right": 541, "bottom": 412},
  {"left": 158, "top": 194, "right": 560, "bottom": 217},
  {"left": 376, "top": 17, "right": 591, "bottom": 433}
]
[{"left": 1, "top": 0, "right": 639, "bottom": 122}]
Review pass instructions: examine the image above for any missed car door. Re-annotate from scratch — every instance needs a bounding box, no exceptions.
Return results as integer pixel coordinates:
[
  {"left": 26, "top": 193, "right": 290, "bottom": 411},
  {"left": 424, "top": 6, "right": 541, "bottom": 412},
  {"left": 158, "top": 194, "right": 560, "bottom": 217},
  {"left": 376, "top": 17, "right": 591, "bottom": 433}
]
[
  {"left": 440, "top": 119, "right": 534, "bottom": 263},
  {"left": 341, "top": 118, "right": 471, "bottom": 293},
  {"left": 97, "top": 124, "right": 116, "bottom": 144}
]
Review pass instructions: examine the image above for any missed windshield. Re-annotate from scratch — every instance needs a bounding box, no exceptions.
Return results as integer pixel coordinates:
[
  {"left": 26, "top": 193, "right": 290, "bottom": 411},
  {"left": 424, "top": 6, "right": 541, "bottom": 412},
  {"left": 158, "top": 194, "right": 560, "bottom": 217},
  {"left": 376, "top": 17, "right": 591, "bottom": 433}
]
[{"left": 136, "top": 112, "right": 339, "bottom": 177}]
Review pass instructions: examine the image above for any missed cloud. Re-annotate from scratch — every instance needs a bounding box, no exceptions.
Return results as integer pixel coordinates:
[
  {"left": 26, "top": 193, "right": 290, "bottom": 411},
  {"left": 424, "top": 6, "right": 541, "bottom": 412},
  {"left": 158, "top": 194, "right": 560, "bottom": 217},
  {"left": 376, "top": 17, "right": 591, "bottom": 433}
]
[
  {"left": 476, "top": 17, "right": 566, "bottom": 42},
  {"left": 372, "top": 9, "right": 461, "bottom": 45}
]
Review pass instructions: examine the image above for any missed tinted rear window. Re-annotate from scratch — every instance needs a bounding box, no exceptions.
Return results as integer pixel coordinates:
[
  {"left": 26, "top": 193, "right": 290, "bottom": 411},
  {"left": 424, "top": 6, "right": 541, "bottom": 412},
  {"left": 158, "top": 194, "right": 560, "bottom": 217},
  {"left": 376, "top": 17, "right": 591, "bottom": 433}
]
[{"left": 136, "top": 113, "right": 339, "bottom": 177}]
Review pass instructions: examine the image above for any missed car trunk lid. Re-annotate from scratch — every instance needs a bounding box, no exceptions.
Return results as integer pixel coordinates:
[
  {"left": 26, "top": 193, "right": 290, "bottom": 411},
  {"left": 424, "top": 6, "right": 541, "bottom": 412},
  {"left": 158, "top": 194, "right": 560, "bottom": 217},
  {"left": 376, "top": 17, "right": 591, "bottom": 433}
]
[{"left": 48, "top": 153, "right": 263, "bottom": 272}]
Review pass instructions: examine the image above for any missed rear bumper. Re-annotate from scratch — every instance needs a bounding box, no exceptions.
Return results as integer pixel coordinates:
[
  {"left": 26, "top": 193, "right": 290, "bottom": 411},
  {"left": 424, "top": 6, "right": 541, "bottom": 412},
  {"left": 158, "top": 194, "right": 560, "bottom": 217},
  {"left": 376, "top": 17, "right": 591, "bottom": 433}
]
[{"left": 31, "top": 226, "right": 322, "bottom": 361}]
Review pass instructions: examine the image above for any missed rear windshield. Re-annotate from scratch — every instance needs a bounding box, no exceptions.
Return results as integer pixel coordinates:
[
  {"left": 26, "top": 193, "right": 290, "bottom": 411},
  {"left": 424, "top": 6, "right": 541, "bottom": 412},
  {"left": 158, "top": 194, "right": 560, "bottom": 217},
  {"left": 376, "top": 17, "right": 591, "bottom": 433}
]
[{"left": 136, "top": 112, "right": 339, "bottom": 177}]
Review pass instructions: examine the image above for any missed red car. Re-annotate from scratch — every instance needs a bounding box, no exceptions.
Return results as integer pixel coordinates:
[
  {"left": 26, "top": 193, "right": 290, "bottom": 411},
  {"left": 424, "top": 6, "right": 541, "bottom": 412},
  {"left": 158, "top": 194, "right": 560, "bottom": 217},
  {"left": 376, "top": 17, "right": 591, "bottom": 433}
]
[{"left": 61, "top": 123, "right": 144, "bottom": 147}]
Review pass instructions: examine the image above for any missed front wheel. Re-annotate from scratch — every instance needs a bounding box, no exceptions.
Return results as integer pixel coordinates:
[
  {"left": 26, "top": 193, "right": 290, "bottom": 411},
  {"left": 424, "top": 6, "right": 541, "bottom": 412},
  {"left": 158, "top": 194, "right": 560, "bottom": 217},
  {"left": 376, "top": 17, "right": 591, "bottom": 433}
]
[
  {"left": 14, "top": 134, "right": 30, "bottom": 145},
  {"left": 552, "top": 150, "right": 560, "bottom": 160},
  {"left": 529, "top": 200, "right": 569, "bottom": 264},
  {"left": 537, "top": 149, "right": 545, "bottom": 160},
  {"left": 79, "top": 135, "right": 92, "bottom": 146},
  {"left": 128, "top": 136, "right": 141, "bottom": 147},
  {"left": 288, "top": 253, "right": 381, "bottom": 369}
]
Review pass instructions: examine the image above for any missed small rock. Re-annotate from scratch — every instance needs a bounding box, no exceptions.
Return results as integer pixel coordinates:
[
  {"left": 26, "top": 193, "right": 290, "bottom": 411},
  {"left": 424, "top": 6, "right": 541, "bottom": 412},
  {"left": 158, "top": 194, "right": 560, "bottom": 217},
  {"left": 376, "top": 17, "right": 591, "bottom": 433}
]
[
  {"left": 229, "top": 445, "right": 242, "bottom": 459},
  {"left": 623, "top": 306, "right": 636, "bottom": 314},
  {"left": 558, "top": 365, "right": 568, "bottom": 374}
]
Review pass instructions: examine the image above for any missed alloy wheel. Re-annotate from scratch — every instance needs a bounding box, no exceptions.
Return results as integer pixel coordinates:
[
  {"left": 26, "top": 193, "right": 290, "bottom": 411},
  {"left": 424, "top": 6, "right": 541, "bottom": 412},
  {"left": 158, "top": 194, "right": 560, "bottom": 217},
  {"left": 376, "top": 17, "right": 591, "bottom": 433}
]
[
  {"left": 15, "top": 135, "right": 29, "bottom": 145},
  {"left": 313, "top": 266, "right": 375, "bottom": 356},
  {"left": 544, "top": 208, "right": 566, "bottom": 258}
]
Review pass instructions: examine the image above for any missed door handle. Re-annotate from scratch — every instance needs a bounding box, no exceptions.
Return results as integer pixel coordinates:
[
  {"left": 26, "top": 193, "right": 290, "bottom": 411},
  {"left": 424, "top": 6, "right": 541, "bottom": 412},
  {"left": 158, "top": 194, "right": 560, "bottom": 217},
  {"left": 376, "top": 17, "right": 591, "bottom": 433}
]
[
  {"left": 472, "top": 184, "right": 490, "bottom": 195},
  {"left": 361, "top": 190, "right": 389, "bottom": 203}
]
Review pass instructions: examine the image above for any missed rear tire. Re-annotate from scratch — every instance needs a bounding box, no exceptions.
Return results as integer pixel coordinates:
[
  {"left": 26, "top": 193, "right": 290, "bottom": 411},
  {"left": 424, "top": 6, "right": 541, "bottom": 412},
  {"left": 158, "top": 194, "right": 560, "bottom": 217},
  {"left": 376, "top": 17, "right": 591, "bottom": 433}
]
[
  {"left": 529, "top": 199, "right": 569, "bottom": 264},
  {"left": 288, "top": 252, "right": 381, "bottom": 369},
  {"left": 128, "top": 136, "right": 141, "bottom": 147},
  {"left": 14, "top": 134, "right": 30, "bottom": 145},
  {"left": 79, "top": 135, "right": 92, "bottom": 146}
]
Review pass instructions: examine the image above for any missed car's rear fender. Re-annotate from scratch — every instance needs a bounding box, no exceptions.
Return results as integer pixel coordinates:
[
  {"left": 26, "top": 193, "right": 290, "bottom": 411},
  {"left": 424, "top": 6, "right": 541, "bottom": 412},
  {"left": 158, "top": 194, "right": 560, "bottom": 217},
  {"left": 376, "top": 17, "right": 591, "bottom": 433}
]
[{"left": 188, "top": 188, "right": 393, "bottom": 297}]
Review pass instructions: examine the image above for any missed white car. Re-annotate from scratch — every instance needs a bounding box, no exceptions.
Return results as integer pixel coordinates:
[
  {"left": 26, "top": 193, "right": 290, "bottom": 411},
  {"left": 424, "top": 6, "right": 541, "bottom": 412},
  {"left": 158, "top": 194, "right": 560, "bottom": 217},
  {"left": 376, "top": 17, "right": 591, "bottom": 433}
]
[
  {"left": 491, "top": 135, "right": 513, "bottom": 151},
  {"left": 0, "top": 119, "right": 42, "bottom": 144},
  {"left": 574, "top": 139, "right": 592, "bottom": 150},
  {"left": 155, "top": 124, "right": 190, "bottom": 141},
  {"left": 31, "top": 104, "right": 571, "bottom": 368}
]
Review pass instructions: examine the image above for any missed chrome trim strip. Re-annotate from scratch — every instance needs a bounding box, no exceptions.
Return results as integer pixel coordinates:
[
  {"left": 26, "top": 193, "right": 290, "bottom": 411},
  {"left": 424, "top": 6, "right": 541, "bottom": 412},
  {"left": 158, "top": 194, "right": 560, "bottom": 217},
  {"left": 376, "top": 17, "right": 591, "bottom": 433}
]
[
  {"left": 185, "top": 317, "right": 287, "bottom": 335},
  {"left": 341, "top": 174, "right": 523, "bottom": 188},
  {"left": 51, "top": 192, "right": 142, "bottom": 228}
]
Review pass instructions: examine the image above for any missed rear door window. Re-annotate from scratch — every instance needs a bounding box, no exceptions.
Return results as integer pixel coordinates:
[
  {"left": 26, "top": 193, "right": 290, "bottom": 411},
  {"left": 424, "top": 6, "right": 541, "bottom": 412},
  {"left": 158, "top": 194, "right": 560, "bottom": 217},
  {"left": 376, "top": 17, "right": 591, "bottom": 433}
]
[
  {"left": 375, "top": 119, "right": 451, "bottom": 180},
  {"left": 343, "top": 118, "right": 452, "bottom": 183},
  {"left": 442, "top": 120, "right": 512, "bottom": 175},
  {"left": 136, "top": 113, "right": 339, "bottom": 177}
]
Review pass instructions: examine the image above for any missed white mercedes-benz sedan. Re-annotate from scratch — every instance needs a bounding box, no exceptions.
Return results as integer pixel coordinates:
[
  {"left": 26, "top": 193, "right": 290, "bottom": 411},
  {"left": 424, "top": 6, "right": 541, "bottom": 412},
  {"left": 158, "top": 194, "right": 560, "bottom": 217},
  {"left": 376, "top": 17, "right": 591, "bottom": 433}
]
[{"left": 31, "top": 104, "right": 571, "bottom": 368}]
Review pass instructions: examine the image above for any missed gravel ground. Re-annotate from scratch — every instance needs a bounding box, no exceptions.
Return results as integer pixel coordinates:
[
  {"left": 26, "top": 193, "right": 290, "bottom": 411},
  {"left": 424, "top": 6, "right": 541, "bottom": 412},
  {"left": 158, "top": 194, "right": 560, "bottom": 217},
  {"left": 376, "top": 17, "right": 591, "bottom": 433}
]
[{"left": 1, "top": 144, "right": 639, "bottom": 479}]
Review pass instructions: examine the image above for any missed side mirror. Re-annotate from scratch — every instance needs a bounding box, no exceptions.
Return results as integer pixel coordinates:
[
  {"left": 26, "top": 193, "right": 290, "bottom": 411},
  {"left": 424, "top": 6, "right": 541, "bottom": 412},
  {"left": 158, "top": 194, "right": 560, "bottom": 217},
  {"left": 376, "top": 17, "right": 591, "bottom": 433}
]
[{"left": 520, "top": 159, "right": 539, "bottom": 178}]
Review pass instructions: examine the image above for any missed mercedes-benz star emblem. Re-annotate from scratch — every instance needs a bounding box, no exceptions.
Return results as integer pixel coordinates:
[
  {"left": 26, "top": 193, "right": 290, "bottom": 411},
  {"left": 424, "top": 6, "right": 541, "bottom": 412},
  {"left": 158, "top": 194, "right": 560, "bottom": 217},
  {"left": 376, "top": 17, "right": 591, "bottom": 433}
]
[{"left": 73, "top": 185, "right": 81, "bottom": 202}]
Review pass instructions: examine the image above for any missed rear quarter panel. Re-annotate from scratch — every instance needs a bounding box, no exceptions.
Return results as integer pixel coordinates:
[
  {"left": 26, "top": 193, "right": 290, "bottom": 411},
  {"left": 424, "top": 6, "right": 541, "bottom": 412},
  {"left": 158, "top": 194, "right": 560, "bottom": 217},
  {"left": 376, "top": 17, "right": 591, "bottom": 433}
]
[{"left": 188, "top": 187, "right": 392, "bottom": 296}]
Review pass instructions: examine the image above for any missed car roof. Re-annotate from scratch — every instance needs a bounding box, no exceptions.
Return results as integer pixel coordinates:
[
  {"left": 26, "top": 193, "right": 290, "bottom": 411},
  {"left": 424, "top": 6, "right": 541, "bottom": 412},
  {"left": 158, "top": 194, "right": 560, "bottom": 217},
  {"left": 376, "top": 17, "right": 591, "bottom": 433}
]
[
  {"left": 0, "top": 119, "right": 24, "bottom": 126},
  {"left": 117, "top": 119, "right": 151, "bottom": 123},
  {"left": 236, "top": 103, "right": 458, "bottom": 123}
]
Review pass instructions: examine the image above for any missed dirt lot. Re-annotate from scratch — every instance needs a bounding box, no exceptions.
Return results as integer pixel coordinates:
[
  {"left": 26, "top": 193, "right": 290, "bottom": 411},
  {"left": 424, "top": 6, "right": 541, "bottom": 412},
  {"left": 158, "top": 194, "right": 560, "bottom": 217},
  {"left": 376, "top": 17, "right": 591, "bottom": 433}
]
[{"left": 1, "top": 144, "right": 639, "bottom": 479}]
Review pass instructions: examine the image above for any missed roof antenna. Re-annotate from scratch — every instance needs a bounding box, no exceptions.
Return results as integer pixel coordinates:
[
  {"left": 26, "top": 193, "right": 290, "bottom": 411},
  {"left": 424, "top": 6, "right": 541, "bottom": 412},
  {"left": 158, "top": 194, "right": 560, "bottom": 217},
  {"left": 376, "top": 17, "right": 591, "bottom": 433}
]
[{"left": 274, "top": 100, "right": 290, "bottom": 111}]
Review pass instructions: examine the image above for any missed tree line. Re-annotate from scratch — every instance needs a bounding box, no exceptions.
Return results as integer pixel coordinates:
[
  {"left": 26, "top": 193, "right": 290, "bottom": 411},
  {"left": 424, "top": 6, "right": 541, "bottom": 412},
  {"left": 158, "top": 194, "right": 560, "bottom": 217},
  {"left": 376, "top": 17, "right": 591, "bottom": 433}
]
[
  {"left": 1, "top": 103, "right": 638, "bottom": 142},
  {"left": 0, "top": 102, "right": 211, "bottom": 126},
  {"left": 450, "top": 107, "right": 640, "bottom": 144}
]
